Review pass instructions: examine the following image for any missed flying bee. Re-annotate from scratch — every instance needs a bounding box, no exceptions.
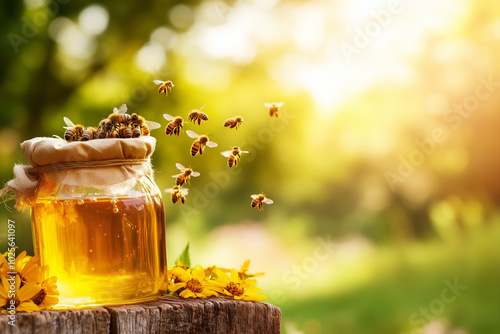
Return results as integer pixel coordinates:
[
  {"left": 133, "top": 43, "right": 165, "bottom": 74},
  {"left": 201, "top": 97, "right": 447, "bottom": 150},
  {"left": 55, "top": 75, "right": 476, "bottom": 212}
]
[
  {"left": 221, "top": 146, "right": 249, "bottom": 168},
  {"left": 163, "top": 114, "right": 186, "bottom": 138},
  {"left": 118, "top": 126, "right": 132, "bottom": 138},
  {"left": 165, "top": 185, "right": 188, "bottom": 204},
  {"left": 63, "top": 117, "right": 85, "bottom": 142},
  {"left": 108, "top": 104, "right": 130, "bottom": 127},
  {"left": 223, "top": 116, "right": 245, "bottom": 130},
  {"left": 172, "top": 163, "right": 200, "bottom": 186},
  {"left": 188, "top": 104, "right": 209, "bottom": 125},
  {"left": 153, "top": 80, "right": 174, "bottom": 96},
  {"left": 82, "top": 127, "right": 97, "bottom": 141},
  {"left": 264, "top": 102, "right": 284, "bottom": 118},
  {"left": 251, "top": 193, "right": 273, "bottom": 211},
  {"left": 186, "top": 130, "right": 218, "bottom": 156}
]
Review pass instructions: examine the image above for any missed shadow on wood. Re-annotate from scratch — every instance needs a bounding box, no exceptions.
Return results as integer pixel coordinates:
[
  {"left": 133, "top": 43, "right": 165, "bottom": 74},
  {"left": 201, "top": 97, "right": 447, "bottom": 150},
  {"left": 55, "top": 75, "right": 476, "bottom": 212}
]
[{"left": 0, "top": 296, "right": 281, "bottom": 334}]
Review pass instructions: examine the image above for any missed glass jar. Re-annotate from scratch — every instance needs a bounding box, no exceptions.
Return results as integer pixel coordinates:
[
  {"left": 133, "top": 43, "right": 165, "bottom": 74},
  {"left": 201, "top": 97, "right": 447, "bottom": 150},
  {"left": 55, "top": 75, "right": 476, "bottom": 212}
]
[{"left": 31, "top": 173, "right": 167, "bottom": 308}]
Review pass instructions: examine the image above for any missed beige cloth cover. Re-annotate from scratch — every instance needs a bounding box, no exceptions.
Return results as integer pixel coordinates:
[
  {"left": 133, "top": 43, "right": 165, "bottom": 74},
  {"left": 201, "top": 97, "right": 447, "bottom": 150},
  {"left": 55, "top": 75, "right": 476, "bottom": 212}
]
[{"left": 1, "top": 136, "right": 156, "bottom": 209}]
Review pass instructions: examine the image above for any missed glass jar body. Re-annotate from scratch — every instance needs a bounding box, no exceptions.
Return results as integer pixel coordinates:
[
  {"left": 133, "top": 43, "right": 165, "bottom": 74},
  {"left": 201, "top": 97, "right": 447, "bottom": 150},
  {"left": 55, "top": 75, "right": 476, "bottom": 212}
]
[{"left": 31, "top": 174, "right": 167, "bottom": 308}]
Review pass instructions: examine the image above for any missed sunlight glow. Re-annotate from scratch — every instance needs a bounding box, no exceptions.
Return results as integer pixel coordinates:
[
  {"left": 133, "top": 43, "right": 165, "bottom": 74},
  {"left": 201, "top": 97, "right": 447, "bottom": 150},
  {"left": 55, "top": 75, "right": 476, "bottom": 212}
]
[
  {"left": 79, "top": 5, "right": 109, "bottom": 36},
  {"left": 135, "top": 43, "right": 166, "bottom": 72},
  {"left": 49, "top": 18, "right": 96, "bottom": 59},
  {"left": 292, "top": 6, "right": 325, "bottom": 53},
  {"left": 168, "top": 0, "right": 469, "bottom": 120},
  {"left": 150, "top": 27, "right": 178, "bottom": 51},
  {"left": 183, "top": 58, "right": 231, "bottom": 90}
]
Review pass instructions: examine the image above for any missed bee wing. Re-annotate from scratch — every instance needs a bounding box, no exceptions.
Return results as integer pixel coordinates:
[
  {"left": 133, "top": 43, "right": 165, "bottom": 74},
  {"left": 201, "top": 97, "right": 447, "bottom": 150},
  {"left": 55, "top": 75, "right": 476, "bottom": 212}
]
[
  {"left": 276, "top": 102, "right": 285, "bottom": 107},
  {"left": 112, "top": 104, "right": 126, "bottom": 115},
  {"left": 172, "top": 173, "right": 182, "bottom": 178},
  {"left": 199, "top": 103, "right": 206, "bottom": 111},
  {"left": 206, "top": 141, "right": 218, "bottom": 148},
  {"left": 146, "top": 121, "right": 161, "bottom": 130},
  {"left": 63, "top": 117, "right": 75, "bottom": 127},
  {"left": 165, "top": 188, "right": 174, "bottom": 193},
  {"left": 263, "top": 103, "right": 273, "bottom": 108},
  {"left": 175, "top": 163, "right": 186, "bottom": 172},
  {"left": 263, "top": 198, "right": 274, "bottom": 204},
  {"left": 163, "top": 113, "right": 175, "bottom": 121},
  {"left": 221, "top": 150, "right": 232, "bottom": 157},
  {"left": 186, "top": 130, "right": 199, "bottom": 138},
  {"left": 191, "top": 172, "right": 200, "bottom": 177},
  {"left": 118, "top": 104, "right": 128, "bottom": 114},
  {"left": 181, "top": 188, "right": 189, "bottom": 195},
  {"left": 251, "top": 194, "right": 259, "bottom": 199},
  {"left": 153, "top": 80, "right": 164, "bottom": 85},
  {"left": 240, "top": 151, "right": 249, "bottom": 154}
]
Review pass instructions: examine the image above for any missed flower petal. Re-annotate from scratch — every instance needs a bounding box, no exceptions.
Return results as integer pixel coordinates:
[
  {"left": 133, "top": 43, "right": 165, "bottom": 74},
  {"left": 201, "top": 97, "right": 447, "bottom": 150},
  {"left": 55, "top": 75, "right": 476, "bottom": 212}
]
[
  {"left": 240, "top": 259, "right": 250, "bottom": 271},
  {"left": 40, "top": 295, "right": 59, "bottom": 309},
  {"left": 180, "top": 289, "right": 195, "bottom": 298},
  {"left": 230, "top": 269, "right": 239, "bottom": 282},
  {"left": 16, "top": 300, "right": 40, "bottom": 313},
  {"left": 18, "top": 282, "right": 41, "bottom": 301},
  {"left": 15, "top": 251, "right": 27, "bottom": 269},
  {"left": 0, "top": 277, "right": 10, "bottom": 299},
  {"left": 191, "top": 267, "right": 206, "bottom": 281},
  {"left": 169, "top": 282, "right": 186, "bottom": 292}
]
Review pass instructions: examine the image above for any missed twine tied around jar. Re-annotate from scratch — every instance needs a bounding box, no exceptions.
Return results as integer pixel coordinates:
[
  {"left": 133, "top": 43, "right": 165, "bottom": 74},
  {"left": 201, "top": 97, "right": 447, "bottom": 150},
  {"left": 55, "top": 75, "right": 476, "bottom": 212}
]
[{"left": 0, "top": 137, "right": 157, "bottom": 210}]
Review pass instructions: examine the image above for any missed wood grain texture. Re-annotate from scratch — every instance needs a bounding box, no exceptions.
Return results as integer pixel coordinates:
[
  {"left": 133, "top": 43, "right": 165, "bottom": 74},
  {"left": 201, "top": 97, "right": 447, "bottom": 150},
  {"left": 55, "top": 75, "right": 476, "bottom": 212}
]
[{"left": 0, "top": 297, "right": 281, "bottom": 334}]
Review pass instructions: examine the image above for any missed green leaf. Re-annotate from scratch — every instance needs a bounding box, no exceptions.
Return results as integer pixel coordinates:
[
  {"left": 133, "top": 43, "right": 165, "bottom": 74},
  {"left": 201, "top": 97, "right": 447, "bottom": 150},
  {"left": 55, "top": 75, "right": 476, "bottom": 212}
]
[{"left": 176, "top": 242, "right": 191, "bottom": 268}]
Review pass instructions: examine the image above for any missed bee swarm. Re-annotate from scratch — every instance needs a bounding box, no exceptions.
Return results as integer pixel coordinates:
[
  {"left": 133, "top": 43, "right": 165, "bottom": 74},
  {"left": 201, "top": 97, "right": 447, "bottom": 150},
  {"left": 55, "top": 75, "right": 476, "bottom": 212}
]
[{"left": 63, "top": 105, "right": 158, "bottom": 142}]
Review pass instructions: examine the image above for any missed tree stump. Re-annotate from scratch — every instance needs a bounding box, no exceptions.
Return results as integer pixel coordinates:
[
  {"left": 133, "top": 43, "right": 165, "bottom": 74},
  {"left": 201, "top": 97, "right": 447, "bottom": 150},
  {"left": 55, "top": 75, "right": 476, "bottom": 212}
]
[{"left": 0, "top": 296, "right": 281, "bottom": 334}]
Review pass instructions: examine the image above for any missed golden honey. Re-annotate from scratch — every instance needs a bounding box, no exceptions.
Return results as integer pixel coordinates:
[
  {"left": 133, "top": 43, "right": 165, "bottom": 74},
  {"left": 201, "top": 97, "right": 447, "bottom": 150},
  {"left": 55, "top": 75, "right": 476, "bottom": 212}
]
[{"left": 31, "top": 195, "right": 167, "bottom": 308}]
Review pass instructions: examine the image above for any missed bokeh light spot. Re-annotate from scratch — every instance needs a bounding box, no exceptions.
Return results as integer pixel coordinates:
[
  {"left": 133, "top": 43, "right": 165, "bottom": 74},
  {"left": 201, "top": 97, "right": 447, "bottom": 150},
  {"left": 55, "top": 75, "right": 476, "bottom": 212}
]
[
  {"left": 135, "top": 43, "right": 166, "bottom": 72},
  {"left": 79, "top": 4, "right": 109, "bottom": 36},
  {"left": 169, "top": 4, "right": 194, "bottom": 30}
]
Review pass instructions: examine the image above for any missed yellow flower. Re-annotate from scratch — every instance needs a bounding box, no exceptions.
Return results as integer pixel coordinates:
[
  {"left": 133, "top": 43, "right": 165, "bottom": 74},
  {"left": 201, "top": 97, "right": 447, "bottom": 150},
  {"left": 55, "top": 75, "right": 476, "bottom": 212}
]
[
  {"left": 213, "top": 269, "right": 267, "bottom": 301},
  {"left": 169, "top": 265, "right": 190, "bottom": 282},
  {"left": 167, "top": 265, "right": 190, "bottom": 293},
  {"left": 203, "top": 265, "right": 220, "bottom": 278},
  {"left": 169, "top": 266, "right": 221, "bottom": 298},
  {"left": 13, "top": 251, "right": 41, "bottom": 286},
  {"left": 1, "top": 251, "right": 59, "bottom": 310},
  {"left": 31, "top": 276, "right": 59, "bottom": 309},
  {"left": 25, "top": 265, "right": 59, "bottom": 309},
  {"left": 206, "top": 260, "right": 264, "bottom": 280},
  {"left": 0, "top": 248, "right": 18, "bottom": 276},
  {"left": 238, "top": 259, "right": 264, "bottom": 280},
  {"left": 0, "top": 275, "right": 40, "bottom": 313}
]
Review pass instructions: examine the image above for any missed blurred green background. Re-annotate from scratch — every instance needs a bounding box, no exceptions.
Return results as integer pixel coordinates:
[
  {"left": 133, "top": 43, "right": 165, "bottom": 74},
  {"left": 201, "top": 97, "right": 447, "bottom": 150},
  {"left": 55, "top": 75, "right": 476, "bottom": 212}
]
[{"left": 1, "top": 0, "right": 500, "bottom": 333}]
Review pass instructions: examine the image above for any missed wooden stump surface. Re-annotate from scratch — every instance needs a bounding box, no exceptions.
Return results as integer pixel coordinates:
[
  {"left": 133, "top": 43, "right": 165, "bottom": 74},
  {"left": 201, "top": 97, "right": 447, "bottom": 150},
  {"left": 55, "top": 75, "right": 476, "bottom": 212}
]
[{"left": 0, "top": 296, "right": 281, "bottom": 334}]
